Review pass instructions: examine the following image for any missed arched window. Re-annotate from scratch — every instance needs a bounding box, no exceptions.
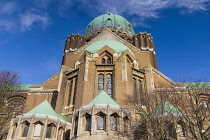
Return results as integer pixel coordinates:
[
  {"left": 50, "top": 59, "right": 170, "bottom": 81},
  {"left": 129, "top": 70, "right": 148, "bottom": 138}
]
[
  {"left": 58, "top": 127, "right": 64, "bottom": 140},
  {"left": 123, "top": 117, "right": 129, "bottom": 133},
  {"left": 64, "top": 129, "right": 70, "bottom": 140},
  {"left": 133, "top": 78, "right": 137, "bottom": 102},
  {"left": 165, "top": 122, "right": 176, "bottom": 139},
  {"left": 33, "top": 122, "right": 43, "bottom": 137},
  {"left": 106, "top": 74, "right": 112, "bottom": 96},
  {"left": 110, "top": 115, "right": 117, "bottom": 131},
  {"left": 107, "top": 58, "right": 111, "bottom": 64},
  {"left": 138, "top": 80, "right": 143, "bottom": 104},
  {"left": 97, "top": 114, "right": 105, "bottom": 130},
  {"left": 22, "top": 121, "right": 30, "bottom": 137},
  {"left": 102, "top": 58, "right": 106, "bottom": 64},
  {"left": 46, "top": 123, "right": 55, "bottom": 139},
  {"left": 177, "top": 121, "right": 186, "bottom": 137},
  {"left": 100, "top": 51, "right": 112, "bottom": 65},
  {"left": 85, "top": 114, "right": 91, "bottom": 131},
  {"left": 98, "top": 74, "right": 104, "bottom": 93},
  {"left": 74, "top": 117, "right": 78, "bottom": 136}
]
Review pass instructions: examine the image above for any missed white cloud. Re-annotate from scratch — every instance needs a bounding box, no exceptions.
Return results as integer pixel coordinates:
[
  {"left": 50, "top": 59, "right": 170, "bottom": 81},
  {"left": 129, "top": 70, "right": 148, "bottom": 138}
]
[
  {"left": 74, "top": 0, "right": 210, "bottom": 26},
  {"left": 20, "top": 13, "right": 49, "bottom": 31},
  {"left": 0, "top": 19, "right": 15, "bottom": 31},
  {"left": 0, "top": 1, "right": 17, "bottom": 15},
  {"left": 0, "top": 0, "right": 209, "bottom": 32}
]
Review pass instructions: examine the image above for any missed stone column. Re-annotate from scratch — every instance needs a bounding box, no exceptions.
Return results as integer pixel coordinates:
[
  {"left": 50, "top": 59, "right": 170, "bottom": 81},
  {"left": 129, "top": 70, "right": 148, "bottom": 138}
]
[
  {"left": 54, "top": 119, "right": 61, "bottom": 140},
  {"left": 41, "top": 116, "right": 48, "bottom": 140},
  {"left": 15, "top": 117, "right": 22, "bottom": 138},
  {"left": 90, "top": 104, "right": 96, "bottom": 135},
  {"left": 106, "top": 104, "right": 110, "bottom": 135},
  {"left": 77, "top": 109, "right": 82, "bottom": 136},
  {"left": 26, "top": 115, "right": 35, "bottom": 139},
  {"left": 6, "top": 118, "right": 15, "bottom": 140}
]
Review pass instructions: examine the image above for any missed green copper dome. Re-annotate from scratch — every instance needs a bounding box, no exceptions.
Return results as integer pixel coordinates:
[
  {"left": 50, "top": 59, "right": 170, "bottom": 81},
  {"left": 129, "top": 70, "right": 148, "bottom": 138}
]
[
  {"left": 85, "top": 13, "right": 135, "bottom": 35},
  {"left": 82, "top": 39, "right": 136, "bottom": 58}
]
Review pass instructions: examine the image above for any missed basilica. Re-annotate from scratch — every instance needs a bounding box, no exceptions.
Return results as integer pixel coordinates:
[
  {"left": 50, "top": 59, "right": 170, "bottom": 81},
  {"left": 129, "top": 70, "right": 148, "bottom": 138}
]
[{"left": 4, "top": 13, "right": 192, "bottom": 140}]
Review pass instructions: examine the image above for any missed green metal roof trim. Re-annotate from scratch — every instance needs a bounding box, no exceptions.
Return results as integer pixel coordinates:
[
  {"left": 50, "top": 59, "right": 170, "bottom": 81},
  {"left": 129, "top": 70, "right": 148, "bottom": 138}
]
[
  {"left": 87, "top": 90, "right": 119, "bottom": 106},
  {"left": 82, "top": 39, "right": 136, "bottom": 58},
  {"left": 26, "top": 100, "right": 69, "bottom": 122},
  {"left": 184, "top": 82, "right": 210, "bottom": 88},
  {"left": 85, "top": 13, "right": 135, "bottom": 35},
  {"left": 150, "top": 101, "right": 181, "bottom": 116},
  {"left": 10, "top": 84, "right": 32, "bottom": 90},
  {"left": 57, "top": 113, "right": 70, "bottom": 122}
]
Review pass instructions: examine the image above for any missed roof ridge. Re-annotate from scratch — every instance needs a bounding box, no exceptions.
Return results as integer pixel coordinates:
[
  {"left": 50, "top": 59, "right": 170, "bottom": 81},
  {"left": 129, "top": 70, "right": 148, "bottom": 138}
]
[
  {"left": 87, "top": 91, "right": 119, "bottom": 106},
  {"left": 26, "top": 100, "right": 69, "bottom": 122}
]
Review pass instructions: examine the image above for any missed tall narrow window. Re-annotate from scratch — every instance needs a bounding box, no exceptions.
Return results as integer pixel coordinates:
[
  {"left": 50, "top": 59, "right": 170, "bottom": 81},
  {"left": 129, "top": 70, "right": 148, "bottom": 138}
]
[
  {"left": 98, "top": 74, "right": 104, "bottom": 93},
  {"left": 33, "top": 123, "right": 42, "bottom": 137},
  {"left": 106, "top": 74, "right": 112, "bottom": 96},
  {"left": 67, "top": 80, "right": 73, "bottom": 106},
  {"left": 86, "top": 114, "right": 91, "bottom": 131},
  {"left": 64, "top": 129, "right": 70, "bottom": 140},
  {"left": 138, "top": 80, "right": 143, "bottom": 104},
  {"left": 97, "top": 114, "right": 105, "bottom": 130},
  {"left": 72, "top": 78, "right": 77, "bottom": 105},
  {"left": 102, "top": 58, "right": 106, "bottom": 64},
  {"left": 133, "top": 78, "right": 137, "bottom": 102},
  {"left": 46, "top": 124, "right": 55, "bottom": 139},
  {"left": 51, "top": 91, "right": 58, "bottom": 109},
  {"left": 74, "top": 117, "right": 78, "bottom": 136},
  {"left": 110, "top": 115, "right": 117, "bottom": 131},
  {"left": 177, "top": 122, "right": 186, "bottom": 137},
  {"left": 22, "top": 121, "right": 30, "bottom": 137},
  {"left": 124, "top": 117, "right": 129, "bottom": 133},
  {"left": 107, "top": 58, "right": 111, "bottom": 64},
  {"left": 165, "top": 123, "right": 176, "bottom": 139}
]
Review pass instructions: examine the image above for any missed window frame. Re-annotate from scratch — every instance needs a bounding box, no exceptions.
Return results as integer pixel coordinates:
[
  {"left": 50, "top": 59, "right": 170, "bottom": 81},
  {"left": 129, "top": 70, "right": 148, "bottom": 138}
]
[{"left": 97, "top": 72, "right": 113, "bottom": 97}]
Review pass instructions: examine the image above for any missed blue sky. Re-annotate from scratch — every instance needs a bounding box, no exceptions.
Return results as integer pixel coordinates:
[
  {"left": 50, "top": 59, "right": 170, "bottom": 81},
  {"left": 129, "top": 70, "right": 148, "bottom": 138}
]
[{"left": 0, "top": 0, "right": 210, "bottom": 84}]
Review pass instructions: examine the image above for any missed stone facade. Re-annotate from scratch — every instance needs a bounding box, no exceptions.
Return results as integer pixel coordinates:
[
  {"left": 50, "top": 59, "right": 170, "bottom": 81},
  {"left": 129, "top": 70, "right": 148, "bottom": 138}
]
[{"left": 3, "top": 13, "right": 196, "bottom": 140}]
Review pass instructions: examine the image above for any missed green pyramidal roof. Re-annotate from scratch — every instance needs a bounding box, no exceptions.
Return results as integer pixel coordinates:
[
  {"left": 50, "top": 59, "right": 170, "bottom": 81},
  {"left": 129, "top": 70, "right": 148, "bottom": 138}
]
[
  {"left": 82, "top": 39, "right": 136, "bottom": 58},
  {"left": 151, "top": 101, "right": 181, "bottom": 116},
  {"left": 87, "top": 91, "right": 119, "bottom": 106},
  {"left": 85, "top": 13, "right": 135, "bottom": 35},
  {"left": 26, "top": 100, "right": 69, "bottom": 122}
]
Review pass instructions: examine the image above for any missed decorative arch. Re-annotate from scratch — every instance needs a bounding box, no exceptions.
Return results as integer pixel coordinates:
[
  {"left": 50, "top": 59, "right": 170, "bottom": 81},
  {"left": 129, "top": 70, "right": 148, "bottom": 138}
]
[
  {"left": 8, "top": 95, "right": 26, "bottom": 116},
  {"left": 46, "top": 123, "right": 56, "bottom": 139},
  {"left": 83, "top": 113, "right": 91, "bottom": 131},
  {"left": 58, "top": 127, "right": 64, "bottom": 139},
  {"left": 123, "top": 116, "right": 130, "bottom": 133},
  {"left": 96, "top": 112, "right": 106, "bottom": 130},
  {"left": 21, "top": 121, "right": 30, "bottom": 137},
  {"left": 99, "top": 51, "right": 113, "bottom": 64},
  {"left": 33, "top": 121, "right": 44, "bottom": 137},
  {"left": 110, "top": 113, "right": 119, "bottom": 131}
]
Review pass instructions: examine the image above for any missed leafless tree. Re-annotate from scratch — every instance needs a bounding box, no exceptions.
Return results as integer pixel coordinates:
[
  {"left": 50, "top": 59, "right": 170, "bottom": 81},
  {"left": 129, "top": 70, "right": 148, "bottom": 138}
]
[
  {"left": 166, "top": 81, "right": 210, "bottom": 140},
  {"left": 124, "top": 90, "right": 180, "bottom": 140},
  {"left": 124, "top": 80, "right": 210, "bottom": 140},
  {"left": 0, "top": 69, "right": 22, "bottom": 135}
]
